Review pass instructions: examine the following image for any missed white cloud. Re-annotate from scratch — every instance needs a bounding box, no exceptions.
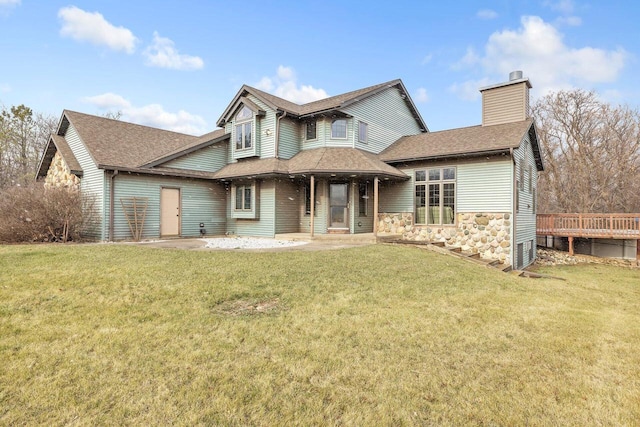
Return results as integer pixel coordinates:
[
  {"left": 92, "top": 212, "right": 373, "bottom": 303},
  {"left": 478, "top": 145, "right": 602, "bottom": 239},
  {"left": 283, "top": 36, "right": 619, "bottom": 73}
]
[
  {"left": 557, "top": 16, "right": 582, "bottom": 26},
  {"left": 58, "top": 6, "right": 137, "bottom": 54},
  {"left": 449, "top": 78, "right": 492, "bottom": 101},
  {"left": 421, "top": 54, "right": 433, "bottom": 65},
  {"left": 414, "top": 88, "right": 429, "bottom": 103},
  {"left": 477, "top": 9, "right": 498, "bottom": 20},
  {"left": 451, "top": 16, "right": 627, "bottom": 97},
  {"left": 451, "top": 47, "right": 480, "bottom": 70},
  {"left": 544, "top": 0, "right": 575, "bottom": 14},
  {"left": 83, "top": 93, "right": 207, "bottom": 135},
  {"left": 143, "top": 32, "right": 204, "bottom": 70},
  {"left": 254, "top": 66, "right": 328, "bottom": 104},
  {"left": 0, "top": 0, "right": 20, "bottom": 6}
]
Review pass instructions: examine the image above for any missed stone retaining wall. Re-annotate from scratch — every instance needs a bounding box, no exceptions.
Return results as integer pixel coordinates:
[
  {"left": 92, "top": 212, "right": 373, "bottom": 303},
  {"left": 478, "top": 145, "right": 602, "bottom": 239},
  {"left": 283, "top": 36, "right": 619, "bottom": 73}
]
[
  {"left": 378, "top": 212, "right": 512, "bottom": 265},
  {"left": 45, "top": 151, "right": 80, "bottom": 189}
]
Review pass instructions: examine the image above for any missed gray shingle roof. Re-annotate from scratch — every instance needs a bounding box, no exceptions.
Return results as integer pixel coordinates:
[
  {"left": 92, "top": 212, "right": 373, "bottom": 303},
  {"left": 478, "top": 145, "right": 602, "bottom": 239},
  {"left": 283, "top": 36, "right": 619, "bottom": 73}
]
[
  {"left": 36, "top": 134, "right": 83, "bottom": 178},
  {"left": 380, "top": 119, "right": 535, "bottom": 163},
  {"left": 217, "top": 79, "right": 427, "bottom": 131},
  {"left": 213, "top": 148, "right": 408, "bottom": 180},
  {"left": 63, "top": 110, "right": 203, "bottom": 168}
]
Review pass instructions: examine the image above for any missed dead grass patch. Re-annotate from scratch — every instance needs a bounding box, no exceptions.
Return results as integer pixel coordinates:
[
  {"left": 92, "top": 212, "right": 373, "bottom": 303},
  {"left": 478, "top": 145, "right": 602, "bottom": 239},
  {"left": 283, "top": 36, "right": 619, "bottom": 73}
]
[{"left": 213, "top": 297, "right": 284, "bottom": 316}]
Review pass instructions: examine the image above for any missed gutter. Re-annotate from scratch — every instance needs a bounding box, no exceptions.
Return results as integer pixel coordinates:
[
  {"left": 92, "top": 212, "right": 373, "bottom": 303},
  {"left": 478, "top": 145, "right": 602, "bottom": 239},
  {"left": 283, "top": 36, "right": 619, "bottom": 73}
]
[{"left": 109, "top": 169, "right": 118, "bottom": 241}]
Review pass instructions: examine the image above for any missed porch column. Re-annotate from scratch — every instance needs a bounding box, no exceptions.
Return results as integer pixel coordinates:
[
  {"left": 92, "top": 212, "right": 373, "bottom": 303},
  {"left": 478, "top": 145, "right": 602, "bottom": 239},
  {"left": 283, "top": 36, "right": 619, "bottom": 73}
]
[
  {"left": 310, "top": 175, "right": 315, "bottom": 238},
  {"left": 373, "top": 176, "right": 379, "bottom": 236}
]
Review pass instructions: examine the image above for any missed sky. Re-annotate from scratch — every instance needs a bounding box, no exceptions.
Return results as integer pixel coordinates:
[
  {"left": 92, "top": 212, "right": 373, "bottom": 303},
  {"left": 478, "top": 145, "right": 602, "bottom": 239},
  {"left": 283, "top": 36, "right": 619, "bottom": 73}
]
[{"left": 0, "top": 0, "right": 638, "bottom": 134}]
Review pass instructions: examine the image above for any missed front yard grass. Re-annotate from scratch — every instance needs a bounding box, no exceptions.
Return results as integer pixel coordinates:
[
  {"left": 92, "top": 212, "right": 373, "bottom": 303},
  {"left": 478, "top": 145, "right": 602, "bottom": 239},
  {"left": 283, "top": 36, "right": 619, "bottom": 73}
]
[{"left": 1, "top": 243, "right": 639, "bottom": 425}]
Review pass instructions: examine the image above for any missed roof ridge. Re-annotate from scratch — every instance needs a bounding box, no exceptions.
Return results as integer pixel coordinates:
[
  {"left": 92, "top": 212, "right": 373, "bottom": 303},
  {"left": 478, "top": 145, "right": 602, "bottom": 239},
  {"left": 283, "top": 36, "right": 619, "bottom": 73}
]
[{"left": 63, "top": 109, "right": 201, "bottom": 138}]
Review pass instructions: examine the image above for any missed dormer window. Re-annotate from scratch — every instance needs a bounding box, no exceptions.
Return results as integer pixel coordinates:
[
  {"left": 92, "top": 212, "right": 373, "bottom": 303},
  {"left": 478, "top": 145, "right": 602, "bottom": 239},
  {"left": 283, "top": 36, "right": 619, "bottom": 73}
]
[
  {"left": 235, "top": 105, "right": 252, "bottom": 150},
  {"left": 331, "top": 119, "right": 347, "bottom": 139}
]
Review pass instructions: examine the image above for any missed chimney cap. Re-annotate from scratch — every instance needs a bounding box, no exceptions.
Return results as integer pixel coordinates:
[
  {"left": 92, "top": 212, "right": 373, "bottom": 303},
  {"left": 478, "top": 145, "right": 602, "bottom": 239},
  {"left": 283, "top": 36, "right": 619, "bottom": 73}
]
[{"left": 509, "top": 70, "right": 523, "bottom": 81}]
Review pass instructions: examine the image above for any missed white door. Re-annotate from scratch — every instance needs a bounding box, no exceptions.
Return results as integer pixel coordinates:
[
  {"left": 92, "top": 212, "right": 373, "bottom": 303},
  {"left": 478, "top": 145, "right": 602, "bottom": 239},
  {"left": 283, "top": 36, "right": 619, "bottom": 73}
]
[{"left": 160, "top": 188, "right": 180, "bottom": 236}]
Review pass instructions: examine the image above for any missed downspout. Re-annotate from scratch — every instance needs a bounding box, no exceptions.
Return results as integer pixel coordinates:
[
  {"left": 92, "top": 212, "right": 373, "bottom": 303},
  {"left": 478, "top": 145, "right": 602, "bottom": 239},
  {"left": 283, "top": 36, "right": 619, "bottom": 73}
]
[
  {"left": 510, "top": 147, "right": 516, "bottom": 267},
  {"left": 275, "top": 111, "right": 287, "bottom": 159},
  {"left": 109, "top": 169, "right": 118, "bottom": 241}
]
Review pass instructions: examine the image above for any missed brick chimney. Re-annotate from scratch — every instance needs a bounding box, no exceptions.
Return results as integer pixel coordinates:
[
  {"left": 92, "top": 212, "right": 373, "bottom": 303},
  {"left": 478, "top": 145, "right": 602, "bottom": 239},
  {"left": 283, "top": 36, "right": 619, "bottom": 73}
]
[{"left": 480, "top": 71, "right": 532, "bottom": 126}]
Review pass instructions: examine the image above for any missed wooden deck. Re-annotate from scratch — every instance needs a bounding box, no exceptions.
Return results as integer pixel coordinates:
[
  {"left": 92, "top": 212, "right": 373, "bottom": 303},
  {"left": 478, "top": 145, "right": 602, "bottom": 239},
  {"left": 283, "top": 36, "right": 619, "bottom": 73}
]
[{"left": 537, "top": 213, "right": 640, "bottom": 259}]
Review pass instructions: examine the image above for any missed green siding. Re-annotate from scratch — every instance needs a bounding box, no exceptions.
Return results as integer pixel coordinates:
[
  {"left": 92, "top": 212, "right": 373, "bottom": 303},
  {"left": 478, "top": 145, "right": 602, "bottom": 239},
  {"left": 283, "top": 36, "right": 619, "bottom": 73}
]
[
  {"left": 161, "top": 143, "right": 228, "bottom": 172},
  {"left": 379, "top": 167, "right": 416, "bottom": 213},
  {"left": 343, "top": 87, "right": 424, "bottom": 154},
  {"left": 352, "top": 181, "right": 374, "bottom": 234},
  {"left": 302, "top": 118, "right": 327, "bottom": 150},
  {"left": 227, "top": 180, "right": 276, "bottom": 237},
  {"left": 248, "top": 94, "right": 277, "bottom": 159},
  {"left": 275, "top": 179, "right": 300, "bottom": 233},
  {"left": 299, "top": 180, "right": 329, "bottom": 235},
  {"left": 514, "top": 132, "right": 537, "bottom": 268},
  {"left": 278, "top": 118, "right": 300, "bottom": 159},
  {"left": 457, "top": 159, "right": 512, "bottom": 212},
  {"left": 323, "top": 118, "right": 354, "bottom": 148},
  {"left": 105, "top": 174, "right": 226, "bottom": 240},
  {"left": 65, "top": 123, "right": 105, "bottom": 240}
]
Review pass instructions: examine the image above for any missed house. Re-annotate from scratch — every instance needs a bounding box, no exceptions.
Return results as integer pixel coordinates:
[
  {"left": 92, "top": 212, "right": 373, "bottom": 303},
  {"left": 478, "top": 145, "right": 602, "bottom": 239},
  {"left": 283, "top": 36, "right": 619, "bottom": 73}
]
[{"left": 36, "top": 71, "right": 543, "bottom": 268}]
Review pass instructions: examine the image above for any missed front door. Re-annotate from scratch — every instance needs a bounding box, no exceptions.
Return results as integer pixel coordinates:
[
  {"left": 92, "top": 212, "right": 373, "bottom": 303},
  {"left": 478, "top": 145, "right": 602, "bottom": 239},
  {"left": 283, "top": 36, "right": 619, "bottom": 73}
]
[
  {"left": 329, "top": 183, "right": 349, "bottom": 229},
  {"left": 160, "top": 188, "right": 180, "bottom": 236}
]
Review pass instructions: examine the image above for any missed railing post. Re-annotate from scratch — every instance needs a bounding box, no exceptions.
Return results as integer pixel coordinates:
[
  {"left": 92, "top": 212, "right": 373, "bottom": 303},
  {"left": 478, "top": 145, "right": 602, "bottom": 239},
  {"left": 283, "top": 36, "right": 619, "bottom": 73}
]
[
  {"left": 579, "top": 214, "right": 583, "bottom": 237},
  {"left": 610, "top": 214, "right": 613, "bottom": 238}
]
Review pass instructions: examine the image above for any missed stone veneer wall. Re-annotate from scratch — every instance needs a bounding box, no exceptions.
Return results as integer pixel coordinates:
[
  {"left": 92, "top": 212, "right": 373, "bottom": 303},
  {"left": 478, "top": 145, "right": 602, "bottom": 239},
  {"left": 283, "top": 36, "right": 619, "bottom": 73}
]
[
  {"left": 45, "top": 151, "right": 80, "bottom": 189},
  {"left": 378, "top": 212, "right": 512, "bottom": 265}
]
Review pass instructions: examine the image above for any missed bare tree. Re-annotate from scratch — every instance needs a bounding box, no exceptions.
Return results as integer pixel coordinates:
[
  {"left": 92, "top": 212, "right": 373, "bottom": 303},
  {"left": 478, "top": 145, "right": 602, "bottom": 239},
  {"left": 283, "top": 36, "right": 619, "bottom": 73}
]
[
  {"left": 532, "top": 89, "right": 640, "bottom": 213},
  {"left": 0, "top": 104, "right": 57, "bottom": 188}
]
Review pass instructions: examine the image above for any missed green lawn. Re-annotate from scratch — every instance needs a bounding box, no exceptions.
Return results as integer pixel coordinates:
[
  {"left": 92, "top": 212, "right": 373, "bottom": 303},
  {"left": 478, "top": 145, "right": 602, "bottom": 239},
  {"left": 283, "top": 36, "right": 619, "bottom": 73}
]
[{"left": 1, "top": 243, "right": 639, "bottom": 426}]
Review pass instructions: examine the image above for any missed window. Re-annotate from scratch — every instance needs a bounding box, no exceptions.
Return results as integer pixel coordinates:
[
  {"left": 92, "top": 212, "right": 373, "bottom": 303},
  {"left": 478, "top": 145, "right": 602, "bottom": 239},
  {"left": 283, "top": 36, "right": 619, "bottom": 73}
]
[
  {"left": 358, "top": 121, "right": 368, "bottom": 143},
  {"left": 235, "top": 105, "right": 253, "bottom": 151},
  {"left": 415, "top": 167, "right": 455, "bottom": 225},
  {"left": 306, "top": 120, "right": 317, "bottom": 141},
  {"left": 236, "top": 105, "right": 252, "bottom": 120},
  {"left": 532, "top": 188, "right": 536, "bottom": 213},
  {"left": 331, "top": 119, "right": 347, "bottom": 139},
  {"left": 235, "top": 185, "right": 252, "bottom": 210},
  {"left": 359, "top": 183, "right": 368, "bottom": 216},
  {"left": 304, "top": 182, "right": 317, "bottom": 215},
  {"left": 235, "top": 122, "right": 252, "bottom": 150}
]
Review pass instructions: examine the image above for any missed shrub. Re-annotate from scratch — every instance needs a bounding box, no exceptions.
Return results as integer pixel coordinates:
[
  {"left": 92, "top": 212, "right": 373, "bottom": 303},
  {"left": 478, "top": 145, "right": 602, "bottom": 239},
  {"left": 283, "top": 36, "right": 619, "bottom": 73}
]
[{"left": 0, "top": 183, "right": 97, "bottom": 243}]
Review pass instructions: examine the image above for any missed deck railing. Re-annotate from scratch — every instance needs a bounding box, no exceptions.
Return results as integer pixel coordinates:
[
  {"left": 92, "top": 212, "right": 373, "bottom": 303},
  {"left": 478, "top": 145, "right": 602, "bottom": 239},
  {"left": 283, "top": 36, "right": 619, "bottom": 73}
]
[{"left": 537, "top": 213, "right": 640, "bottom": 239}]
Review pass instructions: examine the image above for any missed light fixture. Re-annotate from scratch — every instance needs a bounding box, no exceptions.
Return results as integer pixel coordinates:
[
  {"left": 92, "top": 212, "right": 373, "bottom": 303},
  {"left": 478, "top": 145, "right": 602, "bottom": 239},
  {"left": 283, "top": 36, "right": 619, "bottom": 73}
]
[{"left": 265, "top": 129, "right": 273, "bottom": 136}]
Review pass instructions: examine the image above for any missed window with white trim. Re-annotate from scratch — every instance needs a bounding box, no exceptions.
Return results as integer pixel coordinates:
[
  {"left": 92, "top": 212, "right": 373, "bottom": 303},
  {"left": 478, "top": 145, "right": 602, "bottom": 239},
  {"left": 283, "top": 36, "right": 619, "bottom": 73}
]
[
  {"left": 358, "top": 121, "right": 368, "bottom": 143},
  {"left": 415, "top": 167, "right": 455, "bottom": 225},
  {"left": 304, "top": 182, "right": 317, "bottom": 216},
  {"left": 235, "top": 106, "right": 252, "bottom": 150},
  {"left": 235, "top": 185, "right": 252, "bottom": 211},
  {"left": 331, "top": 119, "right": 347, "bottom": 139}
]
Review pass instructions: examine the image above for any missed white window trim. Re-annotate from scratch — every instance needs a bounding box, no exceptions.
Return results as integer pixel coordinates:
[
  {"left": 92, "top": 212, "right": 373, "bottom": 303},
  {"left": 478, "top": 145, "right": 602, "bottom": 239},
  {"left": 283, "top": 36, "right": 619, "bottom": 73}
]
[
  {"left": 235, "top": 120, "right": 253, "bottom": 151},
  {"left": 331, "top": 119, "right": 348, "bottom": 140},
  {"left": 415, "top": 167, "right": 456, "bottom": 226},
  {"left": 231, "top": 182, "right": 258, "bottom": 219}
]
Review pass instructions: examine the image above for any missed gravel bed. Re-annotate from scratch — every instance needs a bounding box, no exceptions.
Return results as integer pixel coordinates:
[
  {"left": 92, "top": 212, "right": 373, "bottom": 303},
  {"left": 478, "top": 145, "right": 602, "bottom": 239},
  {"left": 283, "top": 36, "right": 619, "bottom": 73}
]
[{"left": 201, "top": 237, "right": 308, "bottom": 250}]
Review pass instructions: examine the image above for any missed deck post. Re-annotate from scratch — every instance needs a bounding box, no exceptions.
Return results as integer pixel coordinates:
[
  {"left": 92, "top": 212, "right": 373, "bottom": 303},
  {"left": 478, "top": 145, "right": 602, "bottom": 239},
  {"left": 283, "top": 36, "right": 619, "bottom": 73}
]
[
  {"left": 373, "top": 176, "right": 379, "bottom": 237},
  {"left": 568, "top": 236, "right": 574, "bottom": 256},
  {"left": 636, "top": 239, "right": 640, "bottom": 264},
  {"left": 310, "top": 175, "right": 315, "bottom": 238}
]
